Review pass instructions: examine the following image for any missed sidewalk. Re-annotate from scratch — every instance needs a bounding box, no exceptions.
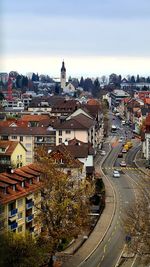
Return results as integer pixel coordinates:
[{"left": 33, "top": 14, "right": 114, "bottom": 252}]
[
  {"left": 61, "top": 143, "right": 116, "bottom": 267},
  {"left": 135, "top": 147, "right": 150, "bottom": 176}
]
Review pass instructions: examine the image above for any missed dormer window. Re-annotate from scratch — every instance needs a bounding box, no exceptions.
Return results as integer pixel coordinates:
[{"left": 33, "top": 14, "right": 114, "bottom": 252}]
[
  {"left": 0, "top": 147, "right": 6, "bottom": 153},
  {"left": 29, "top": 179, "right": 32, "bottom": 185},
  {"left": 12, "top": 185, "right": 16, "bottom": 191}
]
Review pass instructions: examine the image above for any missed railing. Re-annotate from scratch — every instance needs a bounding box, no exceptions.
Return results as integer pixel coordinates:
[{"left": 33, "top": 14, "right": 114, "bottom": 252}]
[
  {"left": 9, "top": 222, "right": 18, "bottom": 230},
  {"left": 26, "top": 201, "right": 34, "bottom": 210},
  {"left": 9, "top": 208, "right": 18, "bottom": 217},
  {"left": 26, "top": 214, "right": 34, "bottom": 223}
]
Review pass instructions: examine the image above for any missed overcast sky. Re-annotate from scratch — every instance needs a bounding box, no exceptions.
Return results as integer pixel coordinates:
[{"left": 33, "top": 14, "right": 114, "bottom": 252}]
[{"left": 1, "top": 0, "right": 150, "bottom": 77}]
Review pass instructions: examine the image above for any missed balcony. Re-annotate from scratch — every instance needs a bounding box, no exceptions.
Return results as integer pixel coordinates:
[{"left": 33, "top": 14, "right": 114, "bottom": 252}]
[
  {"left": 9, "top": 208, "right": 18, "bottom": 217},
  {"left": 26, "top": 214, "right": 34, "bottom": 223},
  {"left": 26, "top": 201, "right": 34, "bottom": 210},
  {"left": 9, "top": 222, "right": 18, "bottom": 230}
]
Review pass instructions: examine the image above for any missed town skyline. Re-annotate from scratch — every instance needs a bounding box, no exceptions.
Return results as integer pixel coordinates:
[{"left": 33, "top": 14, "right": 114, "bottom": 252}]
[{"left": 1, "top": 0, "right": 150, "bottom": 77}]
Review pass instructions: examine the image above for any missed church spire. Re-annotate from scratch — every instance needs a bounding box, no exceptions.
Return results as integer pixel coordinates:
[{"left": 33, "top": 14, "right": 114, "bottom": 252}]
[
  {"left": 61, "top": 60, "right": 66, "bottom": 72},
  {"left": 60, "top": 60, "right": 66, "bottom": 90}
]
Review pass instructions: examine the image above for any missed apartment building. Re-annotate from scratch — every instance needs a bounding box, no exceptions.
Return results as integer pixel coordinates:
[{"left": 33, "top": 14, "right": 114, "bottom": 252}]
[
  {"left": 0, "top": 164, "right": 41, "bottom": 235},
  {"left": 0, "top": 126, "right": 56, "bottom": 163},
  {"left": 54, "top": 113, "right": 96, "bottom": 148},
  {"left": 0, "top": 140, "right": 27, "bottom": 170}
]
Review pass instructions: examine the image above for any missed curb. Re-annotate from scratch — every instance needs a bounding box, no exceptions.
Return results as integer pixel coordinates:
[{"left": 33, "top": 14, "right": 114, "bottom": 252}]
[{"left": 77, "top": 143, "right": 117, "bottom": 266}]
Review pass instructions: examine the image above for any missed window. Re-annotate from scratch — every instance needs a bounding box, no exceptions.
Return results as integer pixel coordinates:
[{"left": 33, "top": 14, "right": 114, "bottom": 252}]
[
  {"left": 20, "top": 155, "right": 22, "bottom": 159},
  {"left": 26, "top": 158, "right": 32, "bottom": 163},
  {"left": 29, "top": 179, "right": 32, "bottom": 185},
  {"left": 18, "top": 212, "right": 23, "bottom": 220},
  {"left": 18, "top": 225, "right": 23, "bottom": 232},
  {"left": 26, "top": 151, "right": 31, "bottom": 155},
  {"left": 59, "top": 138, "right": 62, "bottom": 144},
  {"left": 11, "top": 136, "right": 17, "bottom": 140},
  {"left": 21, "top": 181, "right": 24, "bottom": 188},
  {"left": 25, "top": 143, "right": 31, "bottom": 148},
  {"left": 20, "top": 136, "right": 23, "bottom": 142},
  {"left": 12, "top": 185, "right": 16, "bottom": 191},
  {"left": 59, "top": 130, "right": 62, "bottom": 136},
  {"left": 67, "top": 170, "right": 71, "bottom": 176},
  {"left": 66, "top": 130, "right": 71, "bottom": 134},
  {"left": 18, "top": 198, "right": 23, "bottom": 207}
]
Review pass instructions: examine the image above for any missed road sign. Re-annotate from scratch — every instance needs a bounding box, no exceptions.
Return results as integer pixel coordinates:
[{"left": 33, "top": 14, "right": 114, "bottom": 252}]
[{"left": 125, "top": 235, "right": 131, "bottom": 242}]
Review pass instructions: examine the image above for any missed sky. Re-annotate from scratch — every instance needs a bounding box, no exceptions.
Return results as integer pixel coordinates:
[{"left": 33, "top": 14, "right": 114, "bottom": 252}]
[{"left": 1, "top": 0, "right": 150, "bottom": 78}]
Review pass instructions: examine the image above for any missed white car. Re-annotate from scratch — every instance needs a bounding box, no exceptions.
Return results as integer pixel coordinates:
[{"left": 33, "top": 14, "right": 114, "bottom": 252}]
[
  {"left": 120, "top": 161, "right": 126, "bottom": 167},
  {"left": 113, "top": 170, "right": 120, "bottom": 178},
  {"left": 100, "top": 150, "right": 106, "bottom": 156}
]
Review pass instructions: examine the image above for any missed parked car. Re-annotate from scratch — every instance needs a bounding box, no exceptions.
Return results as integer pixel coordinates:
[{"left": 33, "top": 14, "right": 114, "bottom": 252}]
[
  {"left": 122, "top": 148, "right": 127, "bottom": 153},
  {"left": 100, "top": 150, "right": 106, "bottom": 156},
  {"left": 118, "top": 153, "right": 123, "bottom": 158},
  {"left": 120, "top": 161, "right": 126, "bottom": 167},
  {"left": 113, "top": 170, "right": 120, "bottom": 178}
]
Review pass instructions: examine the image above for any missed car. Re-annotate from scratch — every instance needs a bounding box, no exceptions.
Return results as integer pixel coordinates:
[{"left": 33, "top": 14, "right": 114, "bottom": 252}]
[
  {"left": 122, "top": 120, "right": 126, "bottom": 125},
  {"left": 119, "top": 137, "right": 124, "bottom": 142},
  {"left": 100, "top": 150, "right": 106, "bottom": 156},
  {"left": 113, "top": 170, "right": 120, "bottom": 178},
  {"left": 120, "top": 161, "right": 126, "bottom": 167},
  {"left": 122, "top": 148, "right": 127, "bottom": 153},
  {"left": 118, "top": 153, "right": 123, "bottom": 158}
]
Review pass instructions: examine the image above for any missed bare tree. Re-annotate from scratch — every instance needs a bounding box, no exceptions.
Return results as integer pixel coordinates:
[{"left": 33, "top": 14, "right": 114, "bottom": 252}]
[{"left": 123, "top": 186, "right": 150, "bottom": 264}]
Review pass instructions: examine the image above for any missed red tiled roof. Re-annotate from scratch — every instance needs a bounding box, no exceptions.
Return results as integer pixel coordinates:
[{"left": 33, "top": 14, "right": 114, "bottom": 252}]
[
  {"left": 0, "top": 140, "right": 23, "bottom": 156},
  {"left": 50, "top": 144, "right": 83, "bottom": 168},
  {"left": 0, "top": 164, "right": 42, "bottom": 204},
  {"left": 0, "top": 126, "right": 54, "bottom": 136},
  {"left": 21, "top": 114, "right": 50, "bottom": 121},
  {"left": 54, "top": 113, "right": 95, "bottom": 130},
  {"left": 145, "top": 114, "right": 150, "bottom": 125}
]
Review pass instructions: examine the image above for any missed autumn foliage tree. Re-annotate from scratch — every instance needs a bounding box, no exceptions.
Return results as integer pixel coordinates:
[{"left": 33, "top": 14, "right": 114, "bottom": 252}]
[
  {"left": 35, "top": 147, "right": 93, "bottom": 266},
  {"left": 0, "top": 232, "right": 47, "bottom": 267}
]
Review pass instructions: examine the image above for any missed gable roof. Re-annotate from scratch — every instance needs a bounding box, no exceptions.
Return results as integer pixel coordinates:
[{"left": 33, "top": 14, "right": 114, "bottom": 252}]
[
  {"left": 50, "top": 144, "right": 83, "bottom": 168},
  {"left": 0, "top": 140, "right": 26, "bottom": 156},
  {"left": 54, "top": 113, "right": 95, "bottom": 130}
]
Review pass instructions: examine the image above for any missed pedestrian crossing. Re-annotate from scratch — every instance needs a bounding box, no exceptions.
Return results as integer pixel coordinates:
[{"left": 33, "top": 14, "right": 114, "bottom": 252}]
[{"left": 101, "top": 166, "right": 148, "bottom": 171}]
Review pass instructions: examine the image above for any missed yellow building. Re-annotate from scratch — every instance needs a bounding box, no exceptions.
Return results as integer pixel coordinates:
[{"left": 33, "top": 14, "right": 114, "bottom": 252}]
[
  {"left": 0, "top": 164, "right": 41, "bottom": 236},
  {"left": 0, "top": 140, "right": 27, "bottom": 170}
]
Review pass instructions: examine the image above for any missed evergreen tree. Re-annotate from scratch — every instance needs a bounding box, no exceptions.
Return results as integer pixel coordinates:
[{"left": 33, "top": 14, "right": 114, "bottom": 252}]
[
  {"left": 79, "top": 76, "right": 84, "bottom": 88},
  {"left": 92, "top": 78, "right": 100, "bottom": 98},
  {"left": 130, "top": 76, "right": 135, "bottom": 83}
]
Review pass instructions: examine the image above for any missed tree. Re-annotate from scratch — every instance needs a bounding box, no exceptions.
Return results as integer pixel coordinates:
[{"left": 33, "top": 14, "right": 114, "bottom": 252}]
[
  {"left": 136, "top": 74, "right": 140, "bottom": 83},
  {"left": 130, "top": 76, "right": 135, "bottom": 83},
  {"left": 123, "top": 187, "right": 150, "bottom": 264},
  {"left": 35, "top": 147, "right": 92, "bottom": 266},
  {"left": 83, "top": 78, "right": 94, "bottom": 92},
  {"left": 0, "top": 232, "right": 47, "bottom": 267},
  {"left": 79, "top": 76, "right": 84, "bottom": 88},
  {"left": 92, "top": 78, "right": 101, "bottom": 98}
]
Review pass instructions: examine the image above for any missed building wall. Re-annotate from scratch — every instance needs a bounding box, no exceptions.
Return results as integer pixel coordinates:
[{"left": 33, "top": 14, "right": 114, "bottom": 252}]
[
  {"left": 9, "top": 135, "right": 34, "bottom": 163},
  {"left": 0, "top": 190, "right": 41, "bottom": 235},
  {"left": 11, "top": 143, "right": 27, "bottom": 167},
  {"left": 56, "top": 129, "right": 88, "bottom": 145}
]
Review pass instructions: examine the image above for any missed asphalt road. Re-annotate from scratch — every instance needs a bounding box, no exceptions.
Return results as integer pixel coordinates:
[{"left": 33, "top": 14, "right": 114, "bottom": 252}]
[{"left": 79, "top": 113, "right": 148, "bottom": 267}]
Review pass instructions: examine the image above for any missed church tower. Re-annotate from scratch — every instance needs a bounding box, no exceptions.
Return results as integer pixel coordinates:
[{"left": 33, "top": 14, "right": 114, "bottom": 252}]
[{"left": 60, "top": 61, "right": 66, "bottom": 90}]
